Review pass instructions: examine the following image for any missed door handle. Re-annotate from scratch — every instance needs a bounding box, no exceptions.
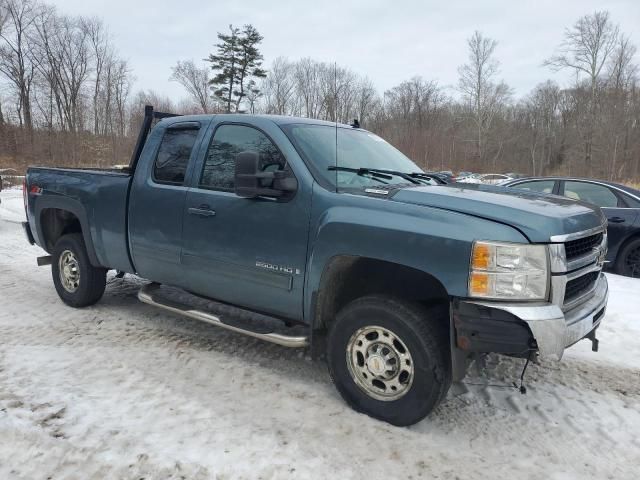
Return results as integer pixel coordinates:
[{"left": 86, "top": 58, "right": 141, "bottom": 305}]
[
  {"left": 609, "top": 217, "right": 625, "bottom": 223},
  {"left": 188, "top": 205, "right": 216, "bottom": 217}
]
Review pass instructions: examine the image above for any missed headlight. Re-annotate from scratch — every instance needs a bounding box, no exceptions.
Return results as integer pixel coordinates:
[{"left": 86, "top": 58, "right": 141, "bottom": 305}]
[{"left": 468, "top": 241, "right": 549, "bottom": 300}]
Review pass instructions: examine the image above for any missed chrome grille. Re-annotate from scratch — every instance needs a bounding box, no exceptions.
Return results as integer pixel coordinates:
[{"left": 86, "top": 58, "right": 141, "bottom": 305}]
[{"left": 565, "top": 233, "right": 603, "bottom": 261}]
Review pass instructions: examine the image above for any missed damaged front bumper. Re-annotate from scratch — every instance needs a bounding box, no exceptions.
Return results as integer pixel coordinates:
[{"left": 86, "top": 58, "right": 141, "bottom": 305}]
[{"left": 454, "top": 273, "right": 608, "bottom": 361}]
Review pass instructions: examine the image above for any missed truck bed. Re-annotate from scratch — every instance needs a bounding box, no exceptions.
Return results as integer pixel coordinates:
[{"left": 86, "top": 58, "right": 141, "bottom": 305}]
[{"left": 26, "top": 166, "right": 135, "bottom": 273}]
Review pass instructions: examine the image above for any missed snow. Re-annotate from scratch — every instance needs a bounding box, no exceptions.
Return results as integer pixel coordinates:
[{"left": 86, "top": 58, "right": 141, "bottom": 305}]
[
  {"left": 1, "top": 188, "right": 639, "bottom": 479},
  {"left": 0, "top": 187, "right": 26, "bottom": 224}
]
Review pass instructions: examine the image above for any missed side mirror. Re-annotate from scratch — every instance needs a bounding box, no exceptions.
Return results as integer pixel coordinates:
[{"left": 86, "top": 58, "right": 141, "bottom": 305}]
[{"left": 234, "top": 151, "right": 297, "bottom": 199}]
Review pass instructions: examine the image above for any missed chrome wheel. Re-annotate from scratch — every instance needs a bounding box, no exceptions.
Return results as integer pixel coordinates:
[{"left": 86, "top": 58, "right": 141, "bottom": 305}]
[
  {"left": 346, "top": 325, "right": 414, "bottom": 401},
  {"left": 58, "top": 249, "right": 80, "bottom": 293}
]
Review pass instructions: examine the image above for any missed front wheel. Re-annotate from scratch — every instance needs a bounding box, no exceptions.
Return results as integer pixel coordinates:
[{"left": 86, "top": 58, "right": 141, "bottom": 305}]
[
  {"left": 52, "top": 233, "right": 107, "bottom": 307},
  {"left": 327, "top": 296, "right": 451, "bottom": 426}
]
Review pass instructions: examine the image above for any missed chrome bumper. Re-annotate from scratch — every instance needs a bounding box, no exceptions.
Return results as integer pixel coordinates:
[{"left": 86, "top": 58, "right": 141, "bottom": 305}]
[{"left": 467, "top": 273, "right": 608, "bottom": 360}]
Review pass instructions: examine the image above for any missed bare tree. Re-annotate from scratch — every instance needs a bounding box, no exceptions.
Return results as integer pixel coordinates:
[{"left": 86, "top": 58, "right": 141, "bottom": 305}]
[
  {"left": 545, "top": 11, "right": 619, "bottom": 174},
  {"left": 458, "top": 31, "right": 511, "bottom": 166},
  {"left": 170, "top": 59, "right": 214, "bottom": 113},
  {"left": 603, "top": 35, "right": 637, "bottom": 179},
  {"left": 354, "top": 77, "right": 378, "bottom": 127},
  {"left": 112, "top": 59, "right": 131, "bottom": 136},
  {"left": 259, "top": 57, "right": 380, "bottom": 125},
  {"left": 34, "top": 11, "right": 91, "bottom": 132},
  {"left": 377, "top": 77, "right": 447, "bottom": 169},
  {"left": 83, "top": 16, "right": 109, "bottom": 134},
  {"left": 522, "top": 81, "right": 562, "bottom": 175},
  {"left": 294, "top": 58, "right": 324, "bottom": 119},
  {"left": 0, "top": 0, "right": 42, "bottom": 131},
  {"left": 262, "top": 56, "right": 296, "bottom": 115}
]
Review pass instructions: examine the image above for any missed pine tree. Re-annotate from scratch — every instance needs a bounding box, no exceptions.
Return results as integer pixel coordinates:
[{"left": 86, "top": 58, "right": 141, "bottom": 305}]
[
  {"left": 206, "top": 24, "right": 266, "bottom": 113},
  {"left": 206, "top": 25, "right": 241, "bottom": 113},
  {"left": 234, "top": 25, "right": 266, "bottom": 112}
]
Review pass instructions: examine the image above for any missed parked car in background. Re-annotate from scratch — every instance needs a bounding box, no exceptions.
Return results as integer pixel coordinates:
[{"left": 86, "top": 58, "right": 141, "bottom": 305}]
[
  {"left": 504, "top": 177, "right": 640, "bottom": 277},
  {"left": 504, "top": 172, "right": 526, "bottom": 179},
  {"left": 478, "top": 173, "right": 514, "bottom": 185},
  {"left": 458, "top": 173, "right": 513, "bottom": 185},
  {"left": 424, "top": 171, "right": 453, "bottom": 183},
  {"left": 456, "top": 173, "right": 482, "bottom": 184}
]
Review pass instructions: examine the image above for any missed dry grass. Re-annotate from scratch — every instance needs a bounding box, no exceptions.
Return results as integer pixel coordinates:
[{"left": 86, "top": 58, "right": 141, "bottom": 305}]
[{"left": 0, "top": 125, "right": 135, "bottom": 175}]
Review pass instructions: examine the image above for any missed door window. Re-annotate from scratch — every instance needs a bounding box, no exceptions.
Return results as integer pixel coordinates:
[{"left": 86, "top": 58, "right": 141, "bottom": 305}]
[
  {"left": 512, "top": 180, "right": 555, "bottom": 193},
  {"left": 200, "top": 124, "right": 286, "bottom": 191},
  {"left": 152, "top": 128, "right": 199, "bottom": 185},
  {"left": 563, "top": 181, "right": 619, "bottom": 207}
]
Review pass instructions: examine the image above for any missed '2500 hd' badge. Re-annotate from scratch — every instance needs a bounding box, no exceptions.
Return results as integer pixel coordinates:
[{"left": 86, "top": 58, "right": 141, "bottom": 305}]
[{"left": 256, "top": 261, "right": 301, "bottom": 275}]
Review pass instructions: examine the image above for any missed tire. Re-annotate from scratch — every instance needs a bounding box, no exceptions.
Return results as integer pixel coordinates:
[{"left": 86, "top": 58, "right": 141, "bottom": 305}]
[
  {"left": 51, "top": 233, "right": 107, "bottom": 307},
  {"left": 327, "top": 295, "right": 451, "bottom": 426},
  {"left": 614, "top": 237, "right": 640, "bottom": 278}
]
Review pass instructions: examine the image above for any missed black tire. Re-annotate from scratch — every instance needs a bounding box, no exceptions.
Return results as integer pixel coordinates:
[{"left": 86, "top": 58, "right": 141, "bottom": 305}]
[
  {"left": 327, "top": 295, "right": 451, "bottom": 426},
  {"left": 615, "top": 237, "right": 640, "bottom": 278},
  {"left": 51, "top": 233, "right": 107, "bottom": 307}
]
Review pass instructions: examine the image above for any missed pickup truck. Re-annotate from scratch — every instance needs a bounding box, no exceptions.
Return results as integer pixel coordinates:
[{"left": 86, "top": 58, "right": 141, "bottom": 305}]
[{"left": 22, "top": 106, "right": 609, "bottom": 426}]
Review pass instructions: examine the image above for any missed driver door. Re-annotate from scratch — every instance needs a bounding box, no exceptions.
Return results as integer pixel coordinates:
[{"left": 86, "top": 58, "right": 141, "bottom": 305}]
[{"left": 180, "top": 122, "right": 312, "bottom": 319}]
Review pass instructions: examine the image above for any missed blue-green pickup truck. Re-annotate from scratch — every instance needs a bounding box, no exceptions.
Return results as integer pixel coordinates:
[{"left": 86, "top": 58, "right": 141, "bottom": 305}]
[{"left": 22, "top": 106, "right": 608, "bottom": 426}]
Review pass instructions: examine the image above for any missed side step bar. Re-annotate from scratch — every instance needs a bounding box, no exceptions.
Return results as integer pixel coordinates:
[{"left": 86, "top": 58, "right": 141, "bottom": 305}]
[{"left": 138, "top": 283, "right": 309, "bottom": 348}]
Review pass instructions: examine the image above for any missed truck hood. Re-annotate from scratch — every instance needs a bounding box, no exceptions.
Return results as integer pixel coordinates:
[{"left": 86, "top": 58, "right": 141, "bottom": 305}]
[{"left": 391, "top": 183, "right": 605, "bottom": 242}]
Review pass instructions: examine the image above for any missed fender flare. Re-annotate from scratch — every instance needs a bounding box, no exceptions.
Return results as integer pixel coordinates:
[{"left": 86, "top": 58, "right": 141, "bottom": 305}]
[{"left": 34, "top": 195, "right": 102, "bottom": 267}]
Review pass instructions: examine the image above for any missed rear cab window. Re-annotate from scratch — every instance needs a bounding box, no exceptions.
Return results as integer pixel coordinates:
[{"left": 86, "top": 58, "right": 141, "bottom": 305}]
[{"left": 152, "top": 126, "right": 200, "bottom": 185}]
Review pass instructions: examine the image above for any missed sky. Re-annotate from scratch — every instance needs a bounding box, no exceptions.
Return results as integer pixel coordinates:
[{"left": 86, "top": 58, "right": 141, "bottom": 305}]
[{"left": 49, "top": 0, "right": 640, "bottom": 101}]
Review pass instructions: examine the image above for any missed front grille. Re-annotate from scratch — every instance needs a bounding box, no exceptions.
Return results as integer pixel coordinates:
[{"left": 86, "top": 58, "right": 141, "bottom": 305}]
[
  {"left": 564, "top": 271, "right": 599, "bottom": 303},
  {"left": 564, "top": 233, "right": 603, "bottom": 261}
]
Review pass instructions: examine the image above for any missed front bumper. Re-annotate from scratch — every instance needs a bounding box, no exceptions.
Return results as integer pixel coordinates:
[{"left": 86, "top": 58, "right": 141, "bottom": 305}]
[{"left": 455, "top": 273, "right": 608, "bottom": 360}]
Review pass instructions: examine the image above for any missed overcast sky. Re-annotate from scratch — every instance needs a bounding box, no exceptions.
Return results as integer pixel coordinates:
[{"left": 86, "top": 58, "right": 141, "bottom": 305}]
[{"left": 49, "top": 0, "right": 640, "bottom": 101}]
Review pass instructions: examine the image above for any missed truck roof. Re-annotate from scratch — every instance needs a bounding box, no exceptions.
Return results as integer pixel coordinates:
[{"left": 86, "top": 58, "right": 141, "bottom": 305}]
[{"left": 159, "top": 113, "right": 355, "bottom": 129}]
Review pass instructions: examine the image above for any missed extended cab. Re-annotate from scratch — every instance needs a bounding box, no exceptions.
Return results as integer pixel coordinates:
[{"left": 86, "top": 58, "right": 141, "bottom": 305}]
[{"left": 23, "top": 106, "right": 609, "bottom": 426}]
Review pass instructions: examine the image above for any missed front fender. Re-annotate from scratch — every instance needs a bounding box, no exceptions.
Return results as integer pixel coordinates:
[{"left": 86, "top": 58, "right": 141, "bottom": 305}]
[{"left": 303, "top": 199, "right": 528, "bottom": 323}]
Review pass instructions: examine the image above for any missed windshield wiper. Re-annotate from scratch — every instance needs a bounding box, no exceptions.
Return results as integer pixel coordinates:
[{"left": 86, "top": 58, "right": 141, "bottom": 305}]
[
  {"left": 328, "top": 166, "right": 421, "bottom": 185},
  {"left": 408, "top": 172, "right": 446, "bottom": 184},
  {"left": 327, "top": 166, "right": 392, "bottom": 183}
]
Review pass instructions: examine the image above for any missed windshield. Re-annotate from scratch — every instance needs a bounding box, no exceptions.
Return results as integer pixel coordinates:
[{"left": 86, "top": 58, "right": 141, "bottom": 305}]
[{"left": 283, "top": 124, "right": 425, "bottom": 189}]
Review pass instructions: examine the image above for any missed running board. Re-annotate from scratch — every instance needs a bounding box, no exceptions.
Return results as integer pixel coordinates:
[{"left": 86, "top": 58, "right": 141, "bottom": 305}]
[{"left": 138, "top": 283, "right": 309, "bottom": 348}]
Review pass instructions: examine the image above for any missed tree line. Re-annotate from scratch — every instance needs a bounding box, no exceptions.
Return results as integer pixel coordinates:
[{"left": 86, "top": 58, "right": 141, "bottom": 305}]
[
  {"left": 0, "top": 0, "right": 638, "bottom": 183},
  {"left": 250, "top": 14, "right": 638, "bottom": 181},
  {"left": 0, "top": 0, "right": 134, "bottom": 170}
]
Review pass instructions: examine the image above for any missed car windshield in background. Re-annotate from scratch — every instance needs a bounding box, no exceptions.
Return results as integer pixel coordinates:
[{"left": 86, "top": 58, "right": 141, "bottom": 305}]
[{"left": 283, "top": 124, "right": 427, "bottom": 189}]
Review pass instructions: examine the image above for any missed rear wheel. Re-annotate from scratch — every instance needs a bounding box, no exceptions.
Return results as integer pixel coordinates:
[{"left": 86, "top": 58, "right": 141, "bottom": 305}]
[
  {"left": 327, "top": 296, "right": 451, "bottom": 426},
  {"left": 615, "top": 237, "right": 640, "bottom": 278},
  {"left": 52, "top": 233, "right": 107, "bottom": 307}
]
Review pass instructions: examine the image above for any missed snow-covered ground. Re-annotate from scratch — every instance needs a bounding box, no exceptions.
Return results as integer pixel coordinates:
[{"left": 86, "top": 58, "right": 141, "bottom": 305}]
[
  {"left": 0, "top": 187, "right": 26, "bottom": 224},
  {"left": 1, "top": 189, "right": 639, "bottom": 479}
]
